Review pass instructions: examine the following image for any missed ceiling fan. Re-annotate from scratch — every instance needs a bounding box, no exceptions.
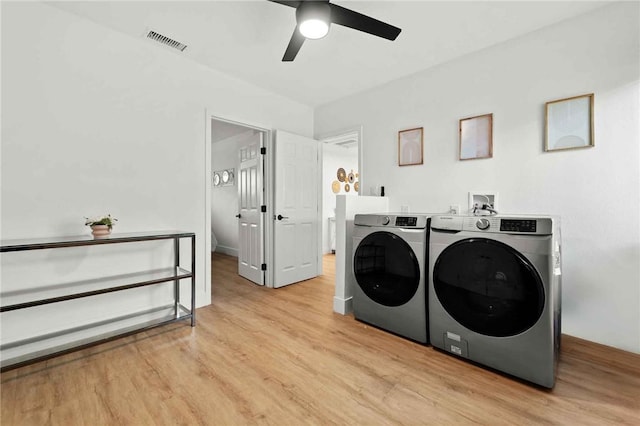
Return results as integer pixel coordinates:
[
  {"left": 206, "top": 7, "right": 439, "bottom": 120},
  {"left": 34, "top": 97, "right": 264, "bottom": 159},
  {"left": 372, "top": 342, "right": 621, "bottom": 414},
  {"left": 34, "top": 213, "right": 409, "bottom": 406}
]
[{"left": 268, "top": 0, "right": 402, "bottom": 62}]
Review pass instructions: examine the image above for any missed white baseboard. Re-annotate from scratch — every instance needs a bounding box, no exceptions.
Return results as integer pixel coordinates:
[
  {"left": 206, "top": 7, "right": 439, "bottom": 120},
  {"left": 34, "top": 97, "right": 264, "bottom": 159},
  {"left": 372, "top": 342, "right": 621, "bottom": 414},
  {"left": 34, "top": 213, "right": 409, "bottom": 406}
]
[
  {"left": 215, "top": 245, "right": 238, "bottom": 257},
  {"left": 333, "top": 296, "right": 353, "bottom": 315}
]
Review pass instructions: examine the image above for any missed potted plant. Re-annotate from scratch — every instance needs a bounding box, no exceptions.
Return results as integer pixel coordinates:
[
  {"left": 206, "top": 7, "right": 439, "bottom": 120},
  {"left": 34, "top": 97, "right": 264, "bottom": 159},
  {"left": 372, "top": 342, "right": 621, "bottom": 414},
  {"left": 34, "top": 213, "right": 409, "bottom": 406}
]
[{"left": 85, "top": 214, "right": 118, "bottom": 237}]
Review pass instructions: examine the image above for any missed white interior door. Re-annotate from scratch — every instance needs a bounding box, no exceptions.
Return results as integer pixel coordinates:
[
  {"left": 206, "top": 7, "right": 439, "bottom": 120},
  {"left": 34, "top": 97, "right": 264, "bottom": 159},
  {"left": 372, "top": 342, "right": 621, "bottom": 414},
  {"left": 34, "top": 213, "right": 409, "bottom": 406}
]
[
  {"left": 237, "top": 132, "right": 264, "bottom": 285},
  {"left": 273, "top": 130, "right": 320, "bottom": 288}
]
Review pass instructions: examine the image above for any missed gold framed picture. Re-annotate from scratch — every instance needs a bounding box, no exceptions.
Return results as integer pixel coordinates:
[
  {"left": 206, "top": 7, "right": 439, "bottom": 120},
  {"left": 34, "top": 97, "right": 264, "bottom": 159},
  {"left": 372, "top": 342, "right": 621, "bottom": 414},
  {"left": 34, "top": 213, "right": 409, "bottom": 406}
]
[
  {"left": 459, "top": 113, "right": 493, "bottom": 160},
  {"left": 398, "top": 127, "right": 423, "bottom": 166},
  {"left": 545, "top": 93, "right": 594, "bottom": 152}
]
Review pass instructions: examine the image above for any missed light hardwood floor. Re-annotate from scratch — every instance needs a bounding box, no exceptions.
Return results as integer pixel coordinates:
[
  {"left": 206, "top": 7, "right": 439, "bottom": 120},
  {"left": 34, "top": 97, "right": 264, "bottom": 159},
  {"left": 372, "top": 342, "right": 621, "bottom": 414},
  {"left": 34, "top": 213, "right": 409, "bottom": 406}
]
[{"left": 2, "top": 253, "right": 639, "bottom": 425}]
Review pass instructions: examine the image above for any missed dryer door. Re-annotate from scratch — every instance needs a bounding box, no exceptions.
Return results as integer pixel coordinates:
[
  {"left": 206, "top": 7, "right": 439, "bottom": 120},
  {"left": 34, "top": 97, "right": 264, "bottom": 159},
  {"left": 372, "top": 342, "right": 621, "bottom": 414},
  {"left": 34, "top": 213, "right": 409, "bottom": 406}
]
[
  {"left": 354, "top": 231, "right": 420, "bottom": 307},
  {"left": 433, "top": 238, "right": 544, "bottom": 337}
]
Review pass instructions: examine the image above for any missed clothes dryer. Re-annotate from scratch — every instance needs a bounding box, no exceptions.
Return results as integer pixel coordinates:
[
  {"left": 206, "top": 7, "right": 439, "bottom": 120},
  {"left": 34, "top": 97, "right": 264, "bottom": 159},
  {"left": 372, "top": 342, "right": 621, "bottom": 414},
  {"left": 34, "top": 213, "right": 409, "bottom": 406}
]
[
  {"left": 352, "top": 214, "right": 429, "bottom": 343},
  {"left": 428, "top": 215, "right": 561, "bottom": 387}
]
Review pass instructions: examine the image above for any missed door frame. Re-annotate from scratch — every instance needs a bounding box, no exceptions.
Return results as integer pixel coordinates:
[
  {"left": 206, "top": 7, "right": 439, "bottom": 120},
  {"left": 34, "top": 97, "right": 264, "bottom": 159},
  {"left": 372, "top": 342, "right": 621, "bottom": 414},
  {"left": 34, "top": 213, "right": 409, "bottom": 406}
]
[
  {"left": 318, "top": 126, "right": 363, "bottom": 260},
  {"left": 205, "top": 112, "right": 272, "bottom": 293},
  {"left": 317, "top": 125, "right": 363, "bottom": 196},
  {"left": 205, "top": 113, "right": 323, "bottom": 290}
]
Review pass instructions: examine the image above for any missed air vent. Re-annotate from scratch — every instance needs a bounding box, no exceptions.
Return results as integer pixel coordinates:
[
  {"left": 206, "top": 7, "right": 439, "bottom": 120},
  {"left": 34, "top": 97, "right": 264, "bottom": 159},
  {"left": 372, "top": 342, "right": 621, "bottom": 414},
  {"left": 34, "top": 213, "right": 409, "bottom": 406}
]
[
  {"left": 323, "top": 131, "right": 359, "bottom": 148},
  {"left": 146, "top": 30, "right": 188, "bottom": 52}
]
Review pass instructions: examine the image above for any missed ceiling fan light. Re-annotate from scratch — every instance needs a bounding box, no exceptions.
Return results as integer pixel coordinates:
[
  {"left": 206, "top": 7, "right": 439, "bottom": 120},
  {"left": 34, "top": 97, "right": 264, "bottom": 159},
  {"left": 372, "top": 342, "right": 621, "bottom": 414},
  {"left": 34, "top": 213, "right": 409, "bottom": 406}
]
[
  {"left": 296, "top": 1, "right": 331, "bottom": 40},
  {"left": 299, "top": 19, "right": 329, "bottom": 39}
]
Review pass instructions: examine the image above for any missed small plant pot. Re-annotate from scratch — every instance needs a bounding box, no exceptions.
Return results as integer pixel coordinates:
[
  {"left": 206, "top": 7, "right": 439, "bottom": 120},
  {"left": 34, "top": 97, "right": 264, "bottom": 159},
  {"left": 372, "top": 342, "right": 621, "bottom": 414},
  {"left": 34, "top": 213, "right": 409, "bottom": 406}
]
[{"left": 90, "top": 225, "right": 111, "bottom": 238}]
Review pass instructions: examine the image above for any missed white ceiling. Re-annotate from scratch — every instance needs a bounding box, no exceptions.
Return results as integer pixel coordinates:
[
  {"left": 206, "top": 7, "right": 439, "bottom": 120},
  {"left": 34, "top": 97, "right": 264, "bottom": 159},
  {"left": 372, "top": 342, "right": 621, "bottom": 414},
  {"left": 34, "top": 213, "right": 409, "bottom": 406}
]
[{"left": 50, "top": 1, "right": 610, "bottom": 107}]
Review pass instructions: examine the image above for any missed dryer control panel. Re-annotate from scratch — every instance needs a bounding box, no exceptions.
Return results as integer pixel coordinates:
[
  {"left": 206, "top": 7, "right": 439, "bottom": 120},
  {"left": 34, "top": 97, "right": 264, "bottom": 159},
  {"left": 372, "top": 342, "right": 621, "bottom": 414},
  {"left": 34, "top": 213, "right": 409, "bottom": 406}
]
[
  {"left": 354, "top": 214, "right": 428, "bottom": 229},
  {"left": 395, "top": 216, "right": 417, "bottom": 227}
]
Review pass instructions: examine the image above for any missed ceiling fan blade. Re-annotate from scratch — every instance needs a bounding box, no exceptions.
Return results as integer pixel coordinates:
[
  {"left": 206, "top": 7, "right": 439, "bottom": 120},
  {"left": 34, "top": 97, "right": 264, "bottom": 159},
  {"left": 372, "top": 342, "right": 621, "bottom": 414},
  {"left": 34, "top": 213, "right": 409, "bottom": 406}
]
[
  {"left": 282, "top": 26, "right": 305, "bottom": 61},
  {"left": 267, "top": 0, "right": 302, "bottom": 8},
  {"left": 329, "top": 3, "right": 401, "bottom": 41}
]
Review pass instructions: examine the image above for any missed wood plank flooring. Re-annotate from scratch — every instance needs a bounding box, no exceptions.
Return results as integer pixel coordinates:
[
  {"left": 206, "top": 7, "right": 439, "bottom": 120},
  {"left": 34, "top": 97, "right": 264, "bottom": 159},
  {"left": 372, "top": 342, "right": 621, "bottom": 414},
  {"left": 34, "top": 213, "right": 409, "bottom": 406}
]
[{"left": 2, "top": 253, "right": 639, "bottom": 425}]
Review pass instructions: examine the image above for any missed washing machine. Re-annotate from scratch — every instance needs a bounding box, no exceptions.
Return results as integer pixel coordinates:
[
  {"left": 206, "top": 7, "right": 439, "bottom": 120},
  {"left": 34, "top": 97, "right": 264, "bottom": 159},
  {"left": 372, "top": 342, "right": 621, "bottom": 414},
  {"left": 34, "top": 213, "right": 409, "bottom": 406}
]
[
  {"left": 428, "top": 215, "right": 561, "bottom": 388},
  {"left": 352, "top": 214, "right": 429, "bottom": 343}
]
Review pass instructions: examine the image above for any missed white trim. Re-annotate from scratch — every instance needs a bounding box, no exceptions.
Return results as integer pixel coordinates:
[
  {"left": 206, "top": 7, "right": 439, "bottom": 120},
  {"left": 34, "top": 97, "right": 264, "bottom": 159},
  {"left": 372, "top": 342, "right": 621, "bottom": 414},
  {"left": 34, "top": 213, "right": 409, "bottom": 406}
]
[
  {"left": 333, "top": 296, "right": 353, "bottom": 315},
  {"left": 264, "top": 130, "right": 275, "bottom": 288},
  {"left": 215, "top": 245, "right": 239, "bottom": 258},
  {"left": 204, "top": 109, "right": 212, "bottom": 303},
  {"left": 317, "top": 140, "right": 323, "bottom": 277}
]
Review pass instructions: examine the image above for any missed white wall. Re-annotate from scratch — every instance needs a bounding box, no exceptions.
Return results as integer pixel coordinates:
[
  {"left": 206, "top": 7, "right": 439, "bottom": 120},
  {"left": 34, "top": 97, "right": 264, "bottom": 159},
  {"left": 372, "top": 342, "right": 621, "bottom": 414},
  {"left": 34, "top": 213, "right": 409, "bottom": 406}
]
[
  {"left": 1, "top": 0, "right": 313, "bottom": 325},
  {"left": 316, "top": 3, "right": 640, "bottom": 353},
  {"left": 322, "top": 144, "right": 359, "bottom": 253}
]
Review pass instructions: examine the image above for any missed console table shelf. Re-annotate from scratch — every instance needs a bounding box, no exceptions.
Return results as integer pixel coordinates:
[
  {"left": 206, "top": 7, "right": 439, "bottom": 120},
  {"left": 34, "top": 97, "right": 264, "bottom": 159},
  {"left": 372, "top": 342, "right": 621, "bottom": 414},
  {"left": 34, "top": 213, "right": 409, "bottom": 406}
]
[{"left": 0, "top": 231, "right": 196, "bottom": 372}]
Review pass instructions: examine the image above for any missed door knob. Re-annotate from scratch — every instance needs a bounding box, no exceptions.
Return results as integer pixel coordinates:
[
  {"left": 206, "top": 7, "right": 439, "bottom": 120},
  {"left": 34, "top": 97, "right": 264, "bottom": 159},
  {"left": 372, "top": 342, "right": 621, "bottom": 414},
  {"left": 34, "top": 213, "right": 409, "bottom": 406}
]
[
  {"left": 276, "top": 214, "right": 289, "bottom": 220},
  {"left": 235, "top": 214, "right": 242, "bottom": 218}
]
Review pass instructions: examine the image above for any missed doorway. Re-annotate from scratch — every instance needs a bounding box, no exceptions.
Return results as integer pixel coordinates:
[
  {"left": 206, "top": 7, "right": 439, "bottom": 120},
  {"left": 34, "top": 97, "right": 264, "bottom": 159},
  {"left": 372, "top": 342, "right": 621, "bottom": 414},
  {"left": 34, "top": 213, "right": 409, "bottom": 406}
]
[
  {"left": 206, "top": 116, "right": 323, "bottom": 292},
  {"left": 210, "top": 117, "right": 268, "bottom": 286},
  {"left": 320, "top": 128, "right": 361, "bottom": 255}
]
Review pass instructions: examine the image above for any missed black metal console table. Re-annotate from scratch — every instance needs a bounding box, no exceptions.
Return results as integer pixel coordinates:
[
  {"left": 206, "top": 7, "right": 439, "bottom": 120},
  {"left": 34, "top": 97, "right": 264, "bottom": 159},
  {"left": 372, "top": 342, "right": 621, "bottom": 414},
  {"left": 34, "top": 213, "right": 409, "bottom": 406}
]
[{"left": 0, "top": 231, "right": 196, "bottom": 372}]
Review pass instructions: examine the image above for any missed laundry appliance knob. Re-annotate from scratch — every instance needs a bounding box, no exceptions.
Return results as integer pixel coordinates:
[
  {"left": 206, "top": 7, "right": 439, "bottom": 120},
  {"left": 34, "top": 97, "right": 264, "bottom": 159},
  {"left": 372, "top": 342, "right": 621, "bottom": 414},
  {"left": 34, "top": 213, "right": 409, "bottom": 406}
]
[{"left": 476, "top": 218, "right": 490, "bottom": 230}]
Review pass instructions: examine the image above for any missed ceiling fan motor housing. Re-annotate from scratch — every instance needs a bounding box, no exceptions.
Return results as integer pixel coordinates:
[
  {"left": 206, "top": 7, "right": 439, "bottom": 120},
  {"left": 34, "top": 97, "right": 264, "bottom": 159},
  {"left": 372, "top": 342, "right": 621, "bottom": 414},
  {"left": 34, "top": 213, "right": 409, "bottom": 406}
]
[{"left": 296, "top": 1, "right": 331, "bottom": 38}]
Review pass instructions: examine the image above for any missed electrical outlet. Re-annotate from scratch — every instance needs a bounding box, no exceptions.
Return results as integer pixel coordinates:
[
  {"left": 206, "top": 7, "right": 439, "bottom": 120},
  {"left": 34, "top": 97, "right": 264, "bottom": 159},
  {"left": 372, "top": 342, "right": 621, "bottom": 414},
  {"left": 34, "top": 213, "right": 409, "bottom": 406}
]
[{"left": 449, "top": 205, "right": 460, "bottom": 215}]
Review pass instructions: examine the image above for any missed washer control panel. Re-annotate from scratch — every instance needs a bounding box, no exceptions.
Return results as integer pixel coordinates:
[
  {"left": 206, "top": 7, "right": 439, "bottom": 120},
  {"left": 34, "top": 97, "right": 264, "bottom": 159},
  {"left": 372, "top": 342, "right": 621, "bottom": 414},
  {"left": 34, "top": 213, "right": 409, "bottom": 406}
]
[
  {"left": 430, "top": 215, "right": 553, "bottom": 235},
  {"left": 500, "top": 219, "right": 537, "bottom": 233}
]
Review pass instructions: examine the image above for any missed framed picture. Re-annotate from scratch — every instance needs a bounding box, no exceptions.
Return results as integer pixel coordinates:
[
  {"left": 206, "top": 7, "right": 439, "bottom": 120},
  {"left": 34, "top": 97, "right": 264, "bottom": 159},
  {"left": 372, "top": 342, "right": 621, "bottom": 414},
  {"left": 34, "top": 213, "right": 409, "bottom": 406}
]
[
  {"left": 459, "top": 113, "right": 493, "bottom": 160},
  {"left": 545, "top": 93, "right": 594, "bottom": 151},
  {"left": 398, "top": 127, "right": 423, "bottom": 166}
]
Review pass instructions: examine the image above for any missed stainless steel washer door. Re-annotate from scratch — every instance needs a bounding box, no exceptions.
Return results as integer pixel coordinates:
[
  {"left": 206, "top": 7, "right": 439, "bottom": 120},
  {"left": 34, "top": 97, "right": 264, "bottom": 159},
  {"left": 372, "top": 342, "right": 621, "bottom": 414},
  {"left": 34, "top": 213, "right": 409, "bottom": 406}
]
[
  {"left": 353, "top": 231, "right": 420, "bottom": 307},
  {"left": 433, "top": 237, "right": 545, "bottom": 337}
]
